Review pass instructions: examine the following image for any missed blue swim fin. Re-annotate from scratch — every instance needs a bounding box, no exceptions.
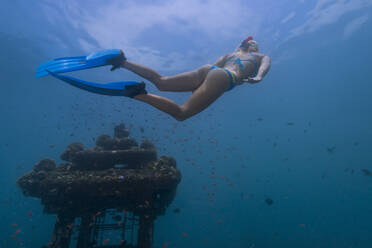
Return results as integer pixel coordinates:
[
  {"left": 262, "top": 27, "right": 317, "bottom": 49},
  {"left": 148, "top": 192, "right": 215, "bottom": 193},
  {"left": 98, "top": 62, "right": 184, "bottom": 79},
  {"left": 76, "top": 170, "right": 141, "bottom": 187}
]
[
  {"left": 47, "top": 70, "right": 144, "bottom": 97},
  {"left": 36, "top": 49, "right": 120, "bottom": 78}
]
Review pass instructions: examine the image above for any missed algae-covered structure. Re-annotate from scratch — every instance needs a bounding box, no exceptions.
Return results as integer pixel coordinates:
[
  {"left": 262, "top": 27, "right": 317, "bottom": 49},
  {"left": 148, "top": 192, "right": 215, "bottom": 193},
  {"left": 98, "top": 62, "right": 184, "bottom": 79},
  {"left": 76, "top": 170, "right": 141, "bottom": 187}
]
[{"left": 17, "top": 124, "right": 181, "bottom": 248}]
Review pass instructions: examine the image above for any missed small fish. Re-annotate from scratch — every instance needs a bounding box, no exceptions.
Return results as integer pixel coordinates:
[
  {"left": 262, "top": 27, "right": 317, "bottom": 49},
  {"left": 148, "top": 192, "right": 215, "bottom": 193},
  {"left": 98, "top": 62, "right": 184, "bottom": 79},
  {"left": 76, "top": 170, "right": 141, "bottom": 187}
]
[
  {"left": 182, "top": 232, "right": 188, "bottom": 237},
  {"left": 173, "top": 208, "right": 181, "bottom": 214},
  {"left": 162, "top": 242, "right": 169, "bottom": 248},
  {"left": 11, "top": 223, "right": 18, "bottom": 227},
  {"left": 361, "top": 169, "right": 372, "bottom": 176},
  {"left": 15, "top": 229, "right": 21, "bottom": 234},
  {"left": 327, "top": 146, "right": 336, "bottom": 154},
  {"left": 265, "top": 197, "right": 274, "bottom": 206},
  {"left": 103, "top": 238, "right": 110, "bottom": 244},
  {"left": 287, "top": 122, "right": 294, "bottom": 126},
  {"left": 321, "top": 172, "right": 327, "bottom": 180}
]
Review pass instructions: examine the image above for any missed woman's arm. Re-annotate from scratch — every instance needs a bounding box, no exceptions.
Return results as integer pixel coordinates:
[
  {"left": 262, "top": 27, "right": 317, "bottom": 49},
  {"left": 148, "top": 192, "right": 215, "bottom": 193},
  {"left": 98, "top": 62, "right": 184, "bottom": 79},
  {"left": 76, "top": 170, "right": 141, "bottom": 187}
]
[
  {"left": 244, "top": 55, "right": 271, "bottom": 84},
  {"left": 256, "top": 55, "right": 271, "bottom": 78},
  {"left": 213, "top": 53, "right": 232, "bottom": 67}
]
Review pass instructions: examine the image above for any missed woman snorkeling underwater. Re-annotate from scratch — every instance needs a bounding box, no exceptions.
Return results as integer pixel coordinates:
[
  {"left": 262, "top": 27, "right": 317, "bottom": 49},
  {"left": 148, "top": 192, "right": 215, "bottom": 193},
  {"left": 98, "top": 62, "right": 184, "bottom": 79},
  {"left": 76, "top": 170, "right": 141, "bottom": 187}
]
[
  {"left": 39, "top": 36, "right": 271, "bottom": 121},
  {"left": 108, "top": 36, "right": 271, "bottom": 121}
]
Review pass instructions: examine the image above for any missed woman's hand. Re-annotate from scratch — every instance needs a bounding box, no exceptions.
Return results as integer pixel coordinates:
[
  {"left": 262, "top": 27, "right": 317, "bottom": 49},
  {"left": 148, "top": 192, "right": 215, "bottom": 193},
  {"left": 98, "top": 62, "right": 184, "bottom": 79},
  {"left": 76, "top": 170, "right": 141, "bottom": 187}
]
[
  {"left": 245, "top": 75, "right": 262, "bottom": 84},
  {"left": 107, "top": 50, "right": 127, "bottom": 71}
]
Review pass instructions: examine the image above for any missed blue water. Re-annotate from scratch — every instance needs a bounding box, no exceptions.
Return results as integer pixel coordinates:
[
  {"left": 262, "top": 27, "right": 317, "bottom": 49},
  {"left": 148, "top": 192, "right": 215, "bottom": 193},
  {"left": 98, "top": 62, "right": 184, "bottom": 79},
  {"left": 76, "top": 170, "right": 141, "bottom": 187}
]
[{"left": 1, "top": 1, "right": 372, "bottom": 247}]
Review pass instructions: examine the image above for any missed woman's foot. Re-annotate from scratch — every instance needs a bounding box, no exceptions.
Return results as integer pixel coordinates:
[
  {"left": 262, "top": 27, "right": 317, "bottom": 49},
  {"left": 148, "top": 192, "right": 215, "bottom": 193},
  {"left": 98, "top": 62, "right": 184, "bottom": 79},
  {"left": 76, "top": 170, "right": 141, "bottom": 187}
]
[
  {"left": 124, "top": 82, "right": 147, "bottom": 98},
  {"left": 108, "top": 50, "right": 127, "bottom": 71}
]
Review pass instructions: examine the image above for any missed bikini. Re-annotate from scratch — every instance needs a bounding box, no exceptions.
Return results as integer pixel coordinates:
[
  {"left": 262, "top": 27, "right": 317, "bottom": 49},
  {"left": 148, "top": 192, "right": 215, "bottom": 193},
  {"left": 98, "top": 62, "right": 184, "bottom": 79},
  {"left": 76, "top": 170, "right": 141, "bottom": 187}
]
[
  {"left": 211, "top": 53, "right": 259, "bottom": 91},
  {"left": 210, "top": 65, "right": 237, "bottom": 91}
]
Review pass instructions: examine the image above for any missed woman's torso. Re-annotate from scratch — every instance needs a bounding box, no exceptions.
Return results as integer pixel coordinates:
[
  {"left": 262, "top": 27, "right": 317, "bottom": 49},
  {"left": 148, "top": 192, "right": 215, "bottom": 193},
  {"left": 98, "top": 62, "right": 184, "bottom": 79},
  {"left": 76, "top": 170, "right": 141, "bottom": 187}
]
[{"left": 223, "top": 51, "right": 261, "bottom": 83}]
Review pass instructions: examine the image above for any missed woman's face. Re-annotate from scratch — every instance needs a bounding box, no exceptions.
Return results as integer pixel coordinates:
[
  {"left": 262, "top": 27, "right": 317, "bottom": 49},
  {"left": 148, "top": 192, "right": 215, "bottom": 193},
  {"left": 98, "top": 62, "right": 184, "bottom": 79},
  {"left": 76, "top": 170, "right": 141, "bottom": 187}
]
[{"left": 240, "top": 40, "right": 259, "bottom": 52}]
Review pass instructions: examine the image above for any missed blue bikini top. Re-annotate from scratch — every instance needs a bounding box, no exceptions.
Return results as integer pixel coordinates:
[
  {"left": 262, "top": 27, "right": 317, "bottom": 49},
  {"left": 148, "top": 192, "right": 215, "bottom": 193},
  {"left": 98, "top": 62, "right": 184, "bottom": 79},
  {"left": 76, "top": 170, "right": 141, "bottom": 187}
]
[{"left": 226, "top": 53, "right": 258, "bottom": 77}]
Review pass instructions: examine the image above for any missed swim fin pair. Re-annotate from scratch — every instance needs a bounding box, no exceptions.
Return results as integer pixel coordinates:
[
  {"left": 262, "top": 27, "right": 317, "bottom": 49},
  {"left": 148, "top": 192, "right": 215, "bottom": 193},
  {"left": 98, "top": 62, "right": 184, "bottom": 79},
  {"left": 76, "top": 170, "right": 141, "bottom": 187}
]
[{"left": 36, "top": 49, "right": 147, "bottom": 97}]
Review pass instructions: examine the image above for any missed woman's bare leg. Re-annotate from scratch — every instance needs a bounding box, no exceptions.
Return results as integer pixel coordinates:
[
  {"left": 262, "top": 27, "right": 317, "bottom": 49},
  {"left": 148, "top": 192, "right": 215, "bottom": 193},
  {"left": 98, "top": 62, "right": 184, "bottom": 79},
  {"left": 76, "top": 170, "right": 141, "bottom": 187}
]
[
  {"left": 122, "top": 61, "right": 211, "bottom": 92},
  {"left": 134, "top": 69, "right": 230, "bottom": 121}
]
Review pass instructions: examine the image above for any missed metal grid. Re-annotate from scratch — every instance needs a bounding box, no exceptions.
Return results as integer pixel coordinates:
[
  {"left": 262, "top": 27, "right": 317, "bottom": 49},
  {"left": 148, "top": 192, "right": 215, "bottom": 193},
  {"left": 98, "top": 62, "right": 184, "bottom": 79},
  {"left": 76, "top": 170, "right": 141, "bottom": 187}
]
[{"left": 71, "top": 209, "right": 140, "bottom": 248}]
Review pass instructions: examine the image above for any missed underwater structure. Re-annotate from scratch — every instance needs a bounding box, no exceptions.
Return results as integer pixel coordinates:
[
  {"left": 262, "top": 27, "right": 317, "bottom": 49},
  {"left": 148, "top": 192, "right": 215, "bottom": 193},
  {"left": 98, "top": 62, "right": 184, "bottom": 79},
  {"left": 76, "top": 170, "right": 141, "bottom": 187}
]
[{"left": 17, "top": 124, "right": 181, "bottom": 248}]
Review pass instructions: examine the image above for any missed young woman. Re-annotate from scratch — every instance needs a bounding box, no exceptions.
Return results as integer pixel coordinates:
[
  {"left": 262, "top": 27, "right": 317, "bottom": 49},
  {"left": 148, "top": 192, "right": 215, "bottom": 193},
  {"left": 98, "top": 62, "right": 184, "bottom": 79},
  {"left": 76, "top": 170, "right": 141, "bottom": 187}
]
[{"left": 110, "top": 36, "right": 271, "bottom": 121}]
